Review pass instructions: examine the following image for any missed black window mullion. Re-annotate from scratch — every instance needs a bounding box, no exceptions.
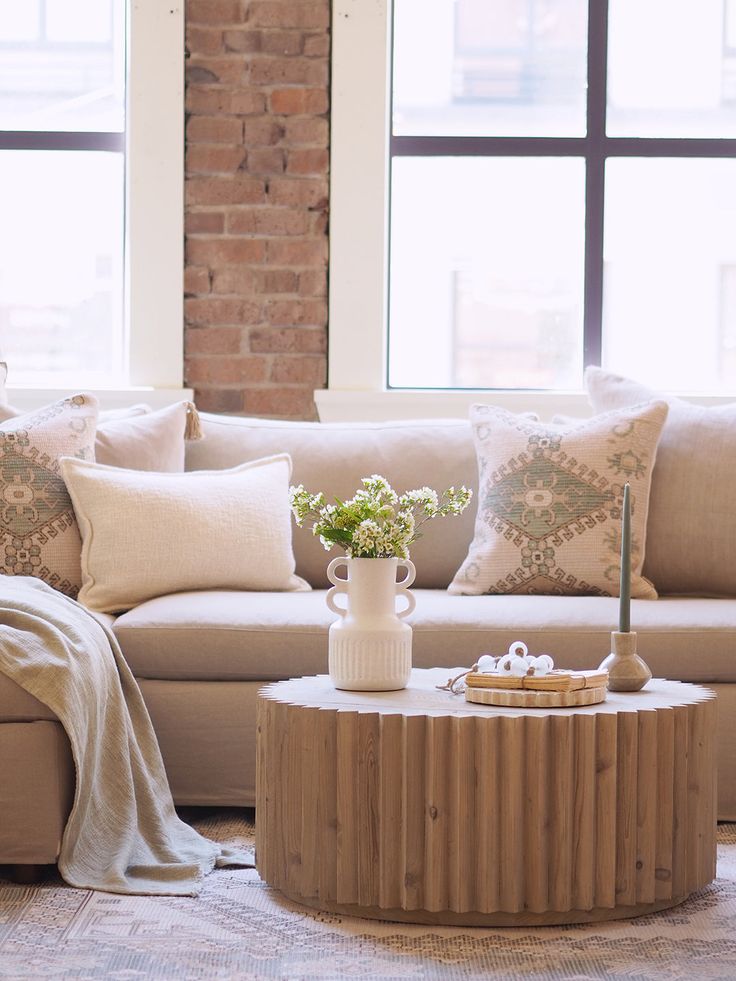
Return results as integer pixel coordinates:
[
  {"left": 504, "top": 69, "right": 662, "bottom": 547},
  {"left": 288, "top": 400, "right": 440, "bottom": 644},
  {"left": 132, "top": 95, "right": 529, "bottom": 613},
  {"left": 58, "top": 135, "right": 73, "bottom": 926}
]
[
  {"left": 583, "top": 0, "right": 609, "bottom": 370},
  {"left": 0, "top": 132, "right": 124, "bottom": 152},
  {"left": 390, "top": 135, "right": 586, "bottom": 156},
  {"left": 390, "top": 134, "right": 736, "bottom": 159}
]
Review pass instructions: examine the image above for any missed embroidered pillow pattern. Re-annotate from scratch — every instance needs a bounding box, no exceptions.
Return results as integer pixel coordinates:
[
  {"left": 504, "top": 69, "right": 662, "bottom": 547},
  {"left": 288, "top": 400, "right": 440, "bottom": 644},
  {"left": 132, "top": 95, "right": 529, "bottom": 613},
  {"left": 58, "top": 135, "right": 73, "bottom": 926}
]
[
  {"left": 0, "top": 394, "right": 98, "bottom": 597},
  {"left": 448, "top": 401, "right": 668, "bottom": 597}
]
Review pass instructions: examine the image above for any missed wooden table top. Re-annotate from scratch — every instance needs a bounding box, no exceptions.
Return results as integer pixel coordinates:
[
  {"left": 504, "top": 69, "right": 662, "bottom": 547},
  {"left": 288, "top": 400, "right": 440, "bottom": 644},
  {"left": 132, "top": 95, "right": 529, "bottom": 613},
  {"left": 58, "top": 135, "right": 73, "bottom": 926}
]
[{"left": 260, "top": 668, "right": 714, "bottom": 718}]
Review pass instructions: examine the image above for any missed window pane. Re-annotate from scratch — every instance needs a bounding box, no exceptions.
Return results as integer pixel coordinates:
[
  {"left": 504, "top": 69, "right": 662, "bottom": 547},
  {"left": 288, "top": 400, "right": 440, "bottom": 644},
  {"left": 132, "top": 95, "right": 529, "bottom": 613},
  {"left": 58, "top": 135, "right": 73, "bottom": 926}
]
[
  {"left": 393, "top": 0, "right": 588, "bottom": 137},
  {"left": 608, "top": 0, "right": 736, "bottom": 138},
  {"left": 0, "top": 151, "right": 125, "bottom": 385},
  {"left": 603, "top": 158, "right": 736, "bottom": 391},
  {"left": 389, "top": 157, "right": 585, "bottom": 389},
  {"left": 0, "top": 0, "right": 125, "bottom": 132}
]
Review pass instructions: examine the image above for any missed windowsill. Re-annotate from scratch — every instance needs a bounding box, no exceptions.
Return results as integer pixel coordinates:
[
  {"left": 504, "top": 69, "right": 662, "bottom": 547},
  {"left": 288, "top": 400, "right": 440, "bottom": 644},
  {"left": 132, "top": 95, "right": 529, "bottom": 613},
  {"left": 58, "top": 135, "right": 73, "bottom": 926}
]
[
  {"left": 314, "top": 388, "right": 736, "bottom": 423},
  {"left": 5, "top": 386, "right": 194, "bottom": 413}
]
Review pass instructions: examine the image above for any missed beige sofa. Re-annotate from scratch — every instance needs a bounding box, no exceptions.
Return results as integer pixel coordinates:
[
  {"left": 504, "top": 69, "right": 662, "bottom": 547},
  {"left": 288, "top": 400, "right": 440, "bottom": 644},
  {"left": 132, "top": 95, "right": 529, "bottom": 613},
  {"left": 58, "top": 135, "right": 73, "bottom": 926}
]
[{"left": 1, "top": 409, "right": 735, "bottom": 874}]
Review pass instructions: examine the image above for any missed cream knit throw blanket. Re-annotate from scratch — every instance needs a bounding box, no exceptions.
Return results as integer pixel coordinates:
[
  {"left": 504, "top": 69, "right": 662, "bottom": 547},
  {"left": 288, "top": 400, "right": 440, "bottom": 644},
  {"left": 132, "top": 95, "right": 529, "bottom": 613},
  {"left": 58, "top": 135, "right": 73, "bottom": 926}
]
[{"left": 0, "top": 576, "right": 251, "bottom": 896}]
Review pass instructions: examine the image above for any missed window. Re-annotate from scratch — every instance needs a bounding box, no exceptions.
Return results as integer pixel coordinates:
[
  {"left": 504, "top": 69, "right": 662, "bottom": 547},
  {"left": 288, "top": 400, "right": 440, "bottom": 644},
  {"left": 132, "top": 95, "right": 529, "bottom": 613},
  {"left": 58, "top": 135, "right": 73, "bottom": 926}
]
[
  {"left": 326, "top": 0, "right": 736, "bottom": 414},
  {"left": 0, "top": 1, "right": 185, "bottom": 399}
]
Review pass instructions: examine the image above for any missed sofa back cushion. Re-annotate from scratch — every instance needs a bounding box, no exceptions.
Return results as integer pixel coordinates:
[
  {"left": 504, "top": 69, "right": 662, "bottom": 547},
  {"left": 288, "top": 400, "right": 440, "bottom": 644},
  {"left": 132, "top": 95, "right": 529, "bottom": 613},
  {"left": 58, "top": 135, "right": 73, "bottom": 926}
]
[
  {"left": 586, "top": 366, "right": 736, "bottom": 595},
  {"left": 186, "top": 415, "right": 478, "bottom": 588}
]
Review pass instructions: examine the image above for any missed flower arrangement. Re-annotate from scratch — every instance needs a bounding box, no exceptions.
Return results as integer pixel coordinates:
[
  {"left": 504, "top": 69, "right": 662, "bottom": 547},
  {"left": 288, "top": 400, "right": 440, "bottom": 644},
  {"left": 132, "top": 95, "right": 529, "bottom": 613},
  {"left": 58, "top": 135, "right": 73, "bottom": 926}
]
[{"left": 289, "top": 474, "right": 472, "bottom": 559}]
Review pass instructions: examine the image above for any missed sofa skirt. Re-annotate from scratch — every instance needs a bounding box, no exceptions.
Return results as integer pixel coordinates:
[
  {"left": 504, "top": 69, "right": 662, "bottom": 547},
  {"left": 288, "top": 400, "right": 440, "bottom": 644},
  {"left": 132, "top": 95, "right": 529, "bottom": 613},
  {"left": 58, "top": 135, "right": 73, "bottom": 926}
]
[{"left": 0, "top": 720, "right": 75, "bottom": 865}]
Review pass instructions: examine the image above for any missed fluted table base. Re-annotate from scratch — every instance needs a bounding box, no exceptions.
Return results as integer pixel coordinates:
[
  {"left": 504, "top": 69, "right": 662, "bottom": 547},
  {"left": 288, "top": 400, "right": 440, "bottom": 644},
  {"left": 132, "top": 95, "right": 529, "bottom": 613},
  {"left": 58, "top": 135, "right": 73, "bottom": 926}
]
[{"left": 256, "top": 670, "right": 717, "bottom": 925}]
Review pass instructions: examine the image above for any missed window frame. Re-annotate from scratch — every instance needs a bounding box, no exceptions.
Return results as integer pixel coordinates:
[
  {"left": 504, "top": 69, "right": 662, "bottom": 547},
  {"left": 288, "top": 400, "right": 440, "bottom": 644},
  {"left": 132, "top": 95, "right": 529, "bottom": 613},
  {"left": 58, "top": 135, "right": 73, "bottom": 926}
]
[
  {"left": 0, "top": 0, "right": 188, "bottom": 409},
  {"left": 321, "top": 0, "right": 736, "bottom": 421}
]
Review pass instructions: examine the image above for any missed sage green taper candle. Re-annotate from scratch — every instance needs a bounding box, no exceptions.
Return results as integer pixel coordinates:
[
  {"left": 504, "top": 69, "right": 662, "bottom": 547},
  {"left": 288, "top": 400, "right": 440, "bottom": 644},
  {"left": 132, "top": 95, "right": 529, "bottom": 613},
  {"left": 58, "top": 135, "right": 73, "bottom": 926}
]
[{"left": 619, "top": 482, "right": 631, "bottom": 633}]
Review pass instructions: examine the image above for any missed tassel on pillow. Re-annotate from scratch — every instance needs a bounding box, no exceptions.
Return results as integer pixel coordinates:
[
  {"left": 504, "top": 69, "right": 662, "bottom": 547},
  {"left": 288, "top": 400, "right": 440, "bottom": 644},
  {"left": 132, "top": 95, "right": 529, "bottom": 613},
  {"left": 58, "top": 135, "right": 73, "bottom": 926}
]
[{"left": 184, "top": 401, "right": 203, "bottom": 441}]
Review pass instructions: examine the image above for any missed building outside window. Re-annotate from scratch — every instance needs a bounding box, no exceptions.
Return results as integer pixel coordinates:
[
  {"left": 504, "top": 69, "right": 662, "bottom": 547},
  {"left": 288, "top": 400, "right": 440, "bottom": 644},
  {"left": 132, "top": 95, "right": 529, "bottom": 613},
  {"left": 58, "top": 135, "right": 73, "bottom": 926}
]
[
  {"left": 0, "top": 0, "right": 125, "bottom": 385},
  {"left": 327, "top": 0, "right": 736, "bottom": 410},
  {"left": 0, "top": 0, "right": 184, "bottom": 400}
]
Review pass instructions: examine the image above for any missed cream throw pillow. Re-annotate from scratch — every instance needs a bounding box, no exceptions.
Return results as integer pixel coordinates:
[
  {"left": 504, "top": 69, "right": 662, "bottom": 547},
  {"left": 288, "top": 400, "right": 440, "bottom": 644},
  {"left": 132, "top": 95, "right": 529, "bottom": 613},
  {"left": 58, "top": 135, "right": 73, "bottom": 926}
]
[
  {"left": 448, "top": 401, "right": 668, "bottom": 597},
  {"left": 95, "top": 401, "right": 195, "bottom": 471},
  {"left": 60, "top": 454, "right": 309, "bottom": 613},
  {"left": 586, "top": 366, "right": 736, "bottom": 595},
  {"left": 0, "top": 394, "right": 98, "bottom": 597}
]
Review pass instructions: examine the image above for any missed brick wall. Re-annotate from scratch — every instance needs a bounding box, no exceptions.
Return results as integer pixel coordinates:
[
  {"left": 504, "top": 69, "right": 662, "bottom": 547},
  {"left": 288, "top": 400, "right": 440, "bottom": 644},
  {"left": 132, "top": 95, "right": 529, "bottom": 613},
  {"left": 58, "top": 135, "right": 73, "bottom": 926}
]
[{"left": 184, "top": 0, "right": 330, "bottom": 419}]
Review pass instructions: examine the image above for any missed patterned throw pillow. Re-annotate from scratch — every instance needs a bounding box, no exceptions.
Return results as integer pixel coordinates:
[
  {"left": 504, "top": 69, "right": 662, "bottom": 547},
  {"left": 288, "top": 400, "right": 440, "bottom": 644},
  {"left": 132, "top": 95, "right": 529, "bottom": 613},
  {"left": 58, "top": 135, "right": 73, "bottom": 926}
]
[
  {"left": 0, "top": 394, "right": 98, "bottom": 597},
  {"left": 448, "top": 401, "right": 668, "bottom": 597}
]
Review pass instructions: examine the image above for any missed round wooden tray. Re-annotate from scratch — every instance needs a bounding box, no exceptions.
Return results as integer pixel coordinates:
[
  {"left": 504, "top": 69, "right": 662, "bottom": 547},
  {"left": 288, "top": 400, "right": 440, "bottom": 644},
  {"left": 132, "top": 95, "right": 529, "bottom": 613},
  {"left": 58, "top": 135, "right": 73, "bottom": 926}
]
[{"left": 465, "top": 685, "right": 607, "bottom": 708}]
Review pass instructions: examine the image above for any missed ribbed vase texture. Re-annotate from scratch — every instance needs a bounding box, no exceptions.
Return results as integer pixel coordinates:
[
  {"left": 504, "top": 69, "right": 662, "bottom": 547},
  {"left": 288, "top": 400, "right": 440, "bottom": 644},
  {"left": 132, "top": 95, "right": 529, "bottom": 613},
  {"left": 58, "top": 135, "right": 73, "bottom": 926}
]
[{"left": 326, "top": 556, "right": 416, "bottom": 691}]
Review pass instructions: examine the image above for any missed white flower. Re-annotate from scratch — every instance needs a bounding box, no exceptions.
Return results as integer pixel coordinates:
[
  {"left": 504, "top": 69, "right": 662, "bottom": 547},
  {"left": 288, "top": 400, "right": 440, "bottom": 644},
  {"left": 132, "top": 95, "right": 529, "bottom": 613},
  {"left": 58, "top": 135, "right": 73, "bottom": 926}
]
[
  {"left": 362, "top": 474, "right": 398, "bottom": 502},
  {"left": 351, "top": 519, "right": 382, "bottom": 555},
  {"left": 289, "top": 475, "right": 472, "bottom": 559}
]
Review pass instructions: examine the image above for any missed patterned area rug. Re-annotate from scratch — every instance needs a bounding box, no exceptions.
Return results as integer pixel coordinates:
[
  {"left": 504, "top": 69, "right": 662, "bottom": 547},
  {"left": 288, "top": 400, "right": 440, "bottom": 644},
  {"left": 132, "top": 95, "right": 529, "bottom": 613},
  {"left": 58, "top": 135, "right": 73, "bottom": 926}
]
[{"left": 1, "top": 814, "right": 734, "bottom": 981}]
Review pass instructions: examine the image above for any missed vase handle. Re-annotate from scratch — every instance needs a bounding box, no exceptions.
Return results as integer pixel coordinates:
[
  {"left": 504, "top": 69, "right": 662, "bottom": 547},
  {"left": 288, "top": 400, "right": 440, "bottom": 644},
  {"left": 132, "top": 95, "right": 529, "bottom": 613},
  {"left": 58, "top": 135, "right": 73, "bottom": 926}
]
[
  {"left": 326, "top": 556, "right": 349, "bottom": 615},
  {"left": 326, "top": 556, "right": 349, "bottom": 585},
  {"left": 395, "top": 558, "right": 416, "bottom": 619}
]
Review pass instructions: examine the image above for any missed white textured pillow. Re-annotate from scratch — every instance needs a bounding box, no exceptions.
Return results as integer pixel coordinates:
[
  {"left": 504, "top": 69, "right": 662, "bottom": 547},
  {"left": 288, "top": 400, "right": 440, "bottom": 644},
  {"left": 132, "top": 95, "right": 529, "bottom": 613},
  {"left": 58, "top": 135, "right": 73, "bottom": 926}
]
[{"left": 60, "top": 454, "right": 309, "bottom": 613}]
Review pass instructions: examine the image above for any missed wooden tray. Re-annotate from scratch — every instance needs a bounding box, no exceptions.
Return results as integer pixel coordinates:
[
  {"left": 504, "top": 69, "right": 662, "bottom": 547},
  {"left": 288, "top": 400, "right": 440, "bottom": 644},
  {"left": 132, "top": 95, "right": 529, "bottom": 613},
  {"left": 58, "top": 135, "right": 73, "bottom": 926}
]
[{"left": 465, "top": 684, "right": 607, "bottom": 708}]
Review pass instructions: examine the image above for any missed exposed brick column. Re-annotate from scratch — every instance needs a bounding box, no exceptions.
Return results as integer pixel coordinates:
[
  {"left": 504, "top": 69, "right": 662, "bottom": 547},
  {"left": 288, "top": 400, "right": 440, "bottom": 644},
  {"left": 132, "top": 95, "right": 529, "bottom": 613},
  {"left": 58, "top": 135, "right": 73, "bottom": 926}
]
[{"left": 184, "top": 0, "right": 329, "bottom": 419}]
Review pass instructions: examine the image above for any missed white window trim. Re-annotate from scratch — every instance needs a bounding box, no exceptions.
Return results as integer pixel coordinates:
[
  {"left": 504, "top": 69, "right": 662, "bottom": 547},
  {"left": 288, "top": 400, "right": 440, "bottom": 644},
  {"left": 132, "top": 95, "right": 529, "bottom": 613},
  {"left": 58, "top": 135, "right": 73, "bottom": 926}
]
[
  {"left": 6, "top": 0, "right": 190, "bottom": 411},
  {"left": 320, "top": 1, "right": 736, "bottom": 423},
  {"left": 127, "top": 0, "right": 185, "bottom": 390},
  {"left": 326, "top": 0, "right": 390, "bottom": 401},
  {"left": 322, "top": 0, "right": 596, "bottom": 422},
  {"left": 322, "top": 1, "right": 600, "bottom": 422}
]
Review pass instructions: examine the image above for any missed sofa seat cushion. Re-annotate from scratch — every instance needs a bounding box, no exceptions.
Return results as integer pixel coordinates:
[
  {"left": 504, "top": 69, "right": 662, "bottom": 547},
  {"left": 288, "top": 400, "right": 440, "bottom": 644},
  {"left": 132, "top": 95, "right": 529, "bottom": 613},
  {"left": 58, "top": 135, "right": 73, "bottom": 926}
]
[
  {"left": 113, "top": 590, "right": 330, "bottom": 682},
  {"left": 112, "top": 589, "right": 736, "bottom": 685},
  {"left": 412, "top": 594, "right": 736, "bottom": 683}
]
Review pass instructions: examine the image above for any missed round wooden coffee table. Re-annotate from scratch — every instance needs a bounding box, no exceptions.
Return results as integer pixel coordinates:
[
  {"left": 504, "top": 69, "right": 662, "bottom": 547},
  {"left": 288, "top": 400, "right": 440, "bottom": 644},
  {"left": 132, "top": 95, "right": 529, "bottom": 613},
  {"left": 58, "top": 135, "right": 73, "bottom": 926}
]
[{"left": 256, "top": 669, "right": 716, "bottom": 925}]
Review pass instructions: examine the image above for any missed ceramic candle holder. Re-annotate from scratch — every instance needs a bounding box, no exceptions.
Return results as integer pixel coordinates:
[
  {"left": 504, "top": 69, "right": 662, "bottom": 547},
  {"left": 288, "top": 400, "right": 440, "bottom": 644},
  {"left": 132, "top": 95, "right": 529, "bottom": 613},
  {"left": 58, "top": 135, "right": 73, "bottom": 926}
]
[{"left": 599, "top": 631, "right": 652, "bottom": 692}]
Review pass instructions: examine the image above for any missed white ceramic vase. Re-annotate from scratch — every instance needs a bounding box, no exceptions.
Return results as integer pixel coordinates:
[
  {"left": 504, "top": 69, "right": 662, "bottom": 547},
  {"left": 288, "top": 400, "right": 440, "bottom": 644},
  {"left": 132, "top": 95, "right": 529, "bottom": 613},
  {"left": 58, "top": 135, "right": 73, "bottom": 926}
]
[{"left": 325, "top": 555, "right": 416, "bottom": 691}]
